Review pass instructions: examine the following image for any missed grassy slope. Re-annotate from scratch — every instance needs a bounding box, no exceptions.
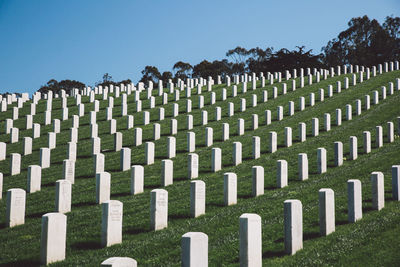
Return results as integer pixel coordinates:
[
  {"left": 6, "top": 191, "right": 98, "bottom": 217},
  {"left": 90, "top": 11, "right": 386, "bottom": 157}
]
[{"left": 0, "top": 71, "right": 399, "bottom": 266}]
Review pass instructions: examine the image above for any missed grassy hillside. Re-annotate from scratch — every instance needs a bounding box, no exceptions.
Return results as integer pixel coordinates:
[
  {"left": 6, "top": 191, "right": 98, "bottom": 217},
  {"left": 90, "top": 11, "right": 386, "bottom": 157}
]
[{"left": 0, "top": 70, "right": 399, "bottom": 266}]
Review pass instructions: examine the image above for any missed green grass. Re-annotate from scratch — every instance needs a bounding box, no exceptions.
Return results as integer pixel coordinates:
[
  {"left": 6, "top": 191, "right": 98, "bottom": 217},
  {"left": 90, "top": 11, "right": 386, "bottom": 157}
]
[{"left": 0, "top": 70, "right": 400, "bottom": 266}]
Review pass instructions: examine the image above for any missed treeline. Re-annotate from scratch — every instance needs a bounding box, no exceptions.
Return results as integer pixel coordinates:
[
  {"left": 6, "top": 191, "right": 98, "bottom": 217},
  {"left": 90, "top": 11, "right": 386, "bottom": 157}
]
[{"left": 37, "top": 15, "right": 399, "bottom": 94}]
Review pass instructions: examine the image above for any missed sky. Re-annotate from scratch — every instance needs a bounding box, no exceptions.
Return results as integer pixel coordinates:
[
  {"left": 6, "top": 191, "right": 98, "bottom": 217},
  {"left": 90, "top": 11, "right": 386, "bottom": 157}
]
[{"left": 0, "top": 0, "right": 399, "bottom": 95}]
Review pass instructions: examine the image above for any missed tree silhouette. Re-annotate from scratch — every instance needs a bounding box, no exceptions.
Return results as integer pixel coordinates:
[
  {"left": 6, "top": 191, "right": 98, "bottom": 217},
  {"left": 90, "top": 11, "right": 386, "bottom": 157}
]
[{"left": 322, "top": 15, "right": 400, "bottom": 66}]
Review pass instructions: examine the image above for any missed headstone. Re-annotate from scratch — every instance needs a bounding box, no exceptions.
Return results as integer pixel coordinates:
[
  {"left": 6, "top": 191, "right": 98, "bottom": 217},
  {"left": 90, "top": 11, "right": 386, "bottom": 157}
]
[
  {"left": 10, "top": 153, "right": 21, "bottom": 175},
  {"left": 61, "top": 159, "right": 75, "bottom": 185},
  {"left": 288, "top": 101, "right": 295, "bottom": 116},
  {"left": 173, "top": 103, "right": 179, "bottom": 117},
  {"left": 101, "top": 200, "right": 123, "bottom": 247},
  {"left": 161, "top": 160, "right": 173, "bottom": 187},
  {"left": 349, "top": 136, "right": 358, "bottom": 160},
  {"left": 181, "top": 232, "right": 208, "bottom": 267},
  {"left": 167, "top": 136, "right": 176, "bottom": 159},
  {"left": 240, "top": 98, "right": 246, "bottom": 112},
  {"left": 145, "top": 142, "right": 155, "bottom": 165},
  {"left": 45, "top": 110, "right": 51, "bottom": 125},
  {"left": 187, "top": 115, "right": 193, "bottom": 130},
  {"left": 269, "top": 131, "right": 277, "bottom": 153},
  {"left": 143, "top": 111, "right": 150, "bottom": 125},
  {"left": 277, "top": 160, "right": 288, "bottom": 188},
  {"left": 6, "top": 188, "right": 26, "bottom": 227},
  {"left": 317, "top": 148, "right": 327, "bottom": 174},
  {"left": 211, "top": 148, "right": 221, "bottom": 172},
  {"left": 319, "top": 188, "right": 335, "bottom": 236},
  {"left": 94, "top": 153, "right": 105, "bottom": 173},
  {"left": 392, "top": 165, "right": 400, "bottom": 201},
  {"left": 26, "top": 115, "right": 33, "bottom": 130},
  {"left": 371, "top": 172, "right": 384, "bottom": 210},
  {"left": 190, "top": 180, "right": 206, "bottom": 218},
  {"left": 365, "top": 95, "right": 371, "bottom": 110},
  {"left": 55, "top": 180, "right": 71, "bottom": 213},
  {"left": 0, "top": 142, "right": 5, "bottom": 161},
  {"left": 387, "top": 121, "right": 394, "bottom": 143},
  {"left": 10, "top": 127, "right": 19, "bottom": 143},
  {"left": 150, "top": 189, "right": 168, "bottom": 230},
  {"left": 376, "top": 126, "right": 383, "bottom": 148},
  {"left": 101, "top": 257, "right": 137, "bottom": 267},
  {"left": 284, "top": 199, "right": 303, "bottom": 255},
  {"left": 40, "top": 213, "right": 67, "bottom": 265},
  {"left": 252, "top": 136, "right": 260, "bottom": 159},
  {"left": 23, "top": 137, "right": 32, "bottom": 156},
  {"left": 69, "top": 127, "right": 78, "bottom": 143},
  {"left": 110, "top": 119, "right": 117, "bottom": 135},
  {"left": 131, "top": 165, "right": 144, "bottom": 195},
  {"left": 120, "top": 147, "right": 131, "bottom": 171},
  {"left": 319, "top": 88, "right": 324, "bottom": 102},
  {"left": 299, "top": 122, "right": 306, "bottom": 142},
  {"left": 188, "top": 153, "right": 199, "bottom": 179},
  {"left": 239, "top": 213, "right": 262, "bottom": 266},
  {"left": 233, "top": 142, "right": 242, "bottom": 166},
  {"left": 27, "top": 165, "right": 41, "bottom": 193},
  {"left": 373, "top": 90, "right": 379, "bottom": 105},
  {"left": 215, "top": 107, "right": 222, "bottom": 121},
  {"left": 33, "top": 123, "right": 41, "bottom": 139},
  {"left": 252, "top": 114, "right": 258, "bottom": 130},
  {"left": 335, "top": 108, "right": 343, "bottom": 127},
  {"left": 312, "top": 118, "right": 319, "bottom": 136},
  {"left": 348, "top": 179, "right": 362, "bottom": 222},
  {"left": 334, "top": 141, "right": 343, "bottom": 167},
  {"left": 40, "top": 148, "right": 51, "bottom": 169},
  {"left": 96, "top": 172, "right": 111, "bottom": 204},
  {"left": 252, "top": 166, "right": 264, "bottom": 197},
  {"left": 222, "top": 123, "right": 230, "bottom": 141},
  {"left": 224, "top": 172, "right": 237, "bottom": 206},
  {"left": 277, "top": 106, "right": 283, "bottom": 121},
  {"left": 171, "top": 119, "right": 178, "bottom": 135},
  {"left": 299, "top": 97, "right": 305, "bottom": 111},
  {"left": 134, "top": 128, "right": 142, "bottom": 146},
  {"left": 48, "top": 132, "right": 56, "bottom": 149},
  {"left": 205, "top": 127, "right": 213, "bottom": 147},
  {"left": 285, "top": 127, "right": 292, "bottom": 147},
  {"left": 324, "top": 113, "right": 331, "bottom": 131},
  {"left": 298, "top": 153, "right": 308, "bottom": 181},
  {"left": 114, "top": 132, "right": 123, "bottom": 151},
  {"left": 187, "top": 132, "right": 196, "bottom": 152},
  {"left": 5, "top": 118, "right": 13, "bottom": 134},
  {"left": 363, "top": 131, "right": 371, "bottom": 153},
  {"left": 228, "top": 102, "right": 234, "bottom": 117}
]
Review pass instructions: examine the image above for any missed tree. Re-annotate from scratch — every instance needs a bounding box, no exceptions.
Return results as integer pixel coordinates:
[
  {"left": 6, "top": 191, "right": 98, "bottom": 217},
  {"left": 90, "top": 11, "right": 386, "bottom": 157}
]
[
  {"left": 139, "top": 66, "right": 162, "bottom": 85},
  {"left": 161, "top": 71, "right": 173, "bottom": 83},
  {"left": 322, "top": 15, "right": 400, "bottom": 66},
  {"left": 226, "top": 46, "right": 251, "bottom": 74},
  {"left": 192, "top": 60, "right": 232, "bottom": 80},
  {"left": 173, "top": 61, "right": 193, "bottom": 80},
  {"left": 38, "top": 79, "right": 85, "bottom": 94}
]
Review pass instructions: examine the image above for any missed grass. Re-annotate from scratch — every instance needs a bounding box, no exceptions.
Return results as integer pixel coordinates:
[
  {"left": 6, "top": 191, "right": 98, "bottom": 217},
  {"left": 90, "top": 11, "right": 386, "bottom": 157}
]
[{"left": 0, "top": 70, "right": 399, "bottom": 266}]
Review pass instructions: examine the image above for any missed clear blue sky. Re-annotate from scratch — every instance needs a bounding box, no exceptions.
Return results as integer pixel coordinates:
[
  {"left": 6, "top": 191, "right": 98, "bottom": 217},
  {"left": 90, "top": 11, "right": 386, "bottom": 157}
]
[{"left": 0, "top": 0, "right": 399, "bottom": 95}]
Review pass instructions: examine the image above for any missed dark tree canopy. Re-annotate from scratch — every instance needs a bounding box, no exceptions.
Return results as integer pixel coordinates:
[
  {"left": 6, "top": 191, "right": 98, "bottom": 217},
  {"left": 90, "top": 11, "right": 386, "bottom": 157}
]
[
  {"left": 192, "top": 60, "right": 231, "bottom": 80},
  {"left": 322, "top": 15, "right": 400, "bottom": 67},
  {"left": 173, "top": 61, "right": 193, "bottom": 80},
  {"left": 38, "top": 79, "right": 86, "bottom": 94},
  {"left": 139, "top": 66, "right": 162, "bottom": 85}
]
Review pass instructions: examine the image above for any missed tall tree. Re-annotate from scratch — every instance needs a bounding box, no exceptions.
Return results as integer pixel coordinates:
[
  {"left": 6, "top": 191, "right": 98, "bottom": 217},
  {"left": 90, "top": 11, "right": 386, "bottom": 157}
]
[
  {"left": 139, "top": 66, "right": 162, "bottom": 85},
  {"left": 173, "top": 61, "right": 193, "bottom": 80},
  {"left": 322, "top": 15, "right": 400, "bottom": 66}
]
